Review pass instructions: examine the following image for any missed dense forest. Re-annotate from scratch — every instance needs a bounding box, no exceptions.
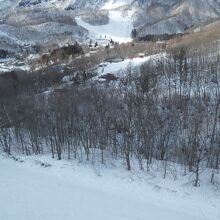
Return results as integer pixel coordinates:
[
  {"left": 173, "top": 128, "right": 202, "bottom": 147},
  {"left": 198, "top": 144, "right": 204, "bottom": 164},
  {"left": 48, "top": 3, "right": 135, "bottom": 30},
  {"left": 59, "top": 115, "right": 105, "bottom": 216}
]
[{"left": 0, "top": 46, "right": 220, "bottom": 187}]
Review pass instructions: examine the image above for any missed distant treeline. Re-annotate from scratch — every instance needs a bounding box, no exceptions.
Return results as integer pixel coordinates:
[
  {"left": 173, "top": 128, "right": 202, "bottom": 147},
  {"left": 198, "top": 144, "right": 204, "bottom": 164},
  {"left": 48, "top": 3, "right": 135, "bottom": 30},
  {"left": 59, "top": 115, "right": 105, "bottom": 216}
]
[
  {"left": 0, "top": 49, "right": 10, "bottom": 59},
  {"left": 139, "top": 33, "right": 184, "bottom": 41},
  {"left": 131, "top": 29, "right": 184, "bottom": 42},
  {"left": 41, "top": 43, "right": 83, "bottom": 64}
]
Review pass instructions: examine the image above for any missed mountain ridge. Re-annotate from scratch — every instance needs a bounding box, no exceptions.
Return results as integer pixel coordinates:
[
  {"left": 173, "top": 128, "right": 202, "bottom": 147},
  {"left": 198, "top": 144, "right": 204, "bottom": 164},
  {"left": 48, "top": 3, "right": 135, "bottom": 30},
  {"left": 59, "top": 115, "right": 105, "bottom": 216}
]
[{"left": 0, "top": 0, "right": 220, "bottom": 56}]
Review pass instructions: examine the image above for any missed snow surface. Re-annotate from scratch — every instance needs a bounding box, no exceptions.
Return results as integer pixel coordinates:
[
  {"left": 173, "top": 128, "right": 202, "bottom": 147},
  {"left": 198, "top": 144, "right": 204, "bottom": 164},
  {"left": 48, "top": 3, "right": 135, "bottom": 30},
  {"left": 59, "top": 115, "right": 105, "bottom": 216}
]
[
  {"left": 76, "top": 10, "right": 134, "bottom": 43},
  {"left": 0, "top": 0, "right": 11, "bottom": 9},
  {"left": 0, "top": 154, "right": 219, "bottom": 220},
  {"left": 0, "top": 58, "right": 30, "bottom": 73},
  {"left": 0, "top": 29, "right": 20, "bottom": 44},
  {"left": 101, "top": 0, "right": 133, "bottom": 10},
  {"left": 96, "top": 53, "right": 165, "bottom": 77}
]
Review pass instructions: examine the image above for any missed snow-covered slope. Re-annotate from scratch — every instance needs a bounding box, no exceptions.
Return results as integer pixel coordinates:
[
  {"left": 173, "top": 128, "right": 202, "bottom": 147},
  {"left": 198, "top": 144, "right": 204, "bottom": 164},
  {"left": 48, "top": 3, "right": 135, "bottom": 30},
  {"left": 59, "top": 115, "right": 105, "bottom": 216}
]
[
  {"left": 0, "top": 0, "right": 12, "bottom": 9},
  {"left": 17, "top": 0, "right": 134, "bottom": 11},
  {"left": 95, "top": 53, "right": 164, "bottom": 79},
  {"left": 0, "top": 7, "right": 89, "bottom": 55},
  {"left": 14, "top": 0, "right": 220, "bottom": 37},
  {"left": 1, "top": 0, "right": 220, "bottom": 57},
  {"left": 1, "top": 154, "right": 219, "bottom": 220},
  {"left": 135, "top": 0, "right": 220, "bottom": 36},
  {"left": 76, "top": 10, "right": 134, "bottom": 43}
]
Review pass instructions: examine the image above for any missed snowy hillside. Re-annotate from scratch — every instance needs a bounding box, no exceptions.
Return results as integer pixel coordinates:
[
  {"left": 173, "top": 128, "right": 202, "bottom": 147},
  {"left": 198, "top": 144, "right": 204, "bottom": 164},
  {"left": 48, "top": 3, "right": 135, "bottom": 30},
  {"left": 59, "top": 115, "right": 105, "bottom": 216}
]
[
  {"left": 1, "top": 154, "right": 219, "bottom": 220},
  {"left": 1, "top": 1, "right": 220, "bottom": 220},
  {"left": 0, "top": 6, "right": 89, "bottom": 55},
  {"left": 13, "top": 0, "right": 220, "bottom": 36},
  {"left": 1, "top": 0, "right": 220, "bottom": 55},
  {"left": 135, "top": 0, "right": 220, "bottom": 36},
  {"left": 0, "top": 0, "right": 12, "bottom": 9},
  {"left": 17, "top": 0, "right": 134, "bottom": 11},
  {"left": 76, "top": 10, "right": 134, "bottom": 43}
]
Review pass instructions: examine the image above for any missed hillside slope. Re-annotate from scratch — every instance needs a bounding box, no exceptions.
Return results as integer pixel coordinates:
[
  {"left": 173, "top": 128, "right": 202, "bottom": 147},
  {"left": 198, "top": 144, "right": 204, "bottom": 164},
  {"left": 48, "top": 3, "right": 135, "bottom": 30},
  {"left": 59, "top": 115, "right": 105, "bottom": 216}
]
[
  {"left": 14, "top": 0, "right": 220, "bottom": 37},
  {"left": 135, "top": 0, "right": 220, "bottom": 36},
  {"left": 0, "top": 155, "right": 219, "bottom": 220}
]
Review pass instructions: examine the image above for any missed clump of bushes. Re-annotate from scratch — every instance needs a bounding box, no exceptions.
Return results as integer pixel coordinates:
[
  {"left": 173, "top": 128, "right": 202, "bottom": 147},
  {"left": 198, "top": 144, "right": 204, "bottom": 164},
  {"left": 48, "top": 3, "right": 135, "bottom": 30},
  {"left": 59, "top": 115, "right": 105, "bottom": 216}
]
[{"left": 41, "top": 42, "right": 83, "bottom": 64}]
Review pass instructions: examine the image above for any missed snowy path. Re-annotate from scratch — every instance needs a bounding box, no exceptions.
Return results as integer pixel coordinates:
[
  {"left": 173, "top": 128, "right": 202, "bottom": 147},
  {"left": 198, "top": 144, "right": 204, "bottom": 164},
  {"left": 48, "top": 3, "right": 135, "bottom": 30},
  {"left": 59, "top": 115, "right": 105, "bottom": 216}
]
[{"left": 0, "top": 157, "right": 216, "bottom": 220}]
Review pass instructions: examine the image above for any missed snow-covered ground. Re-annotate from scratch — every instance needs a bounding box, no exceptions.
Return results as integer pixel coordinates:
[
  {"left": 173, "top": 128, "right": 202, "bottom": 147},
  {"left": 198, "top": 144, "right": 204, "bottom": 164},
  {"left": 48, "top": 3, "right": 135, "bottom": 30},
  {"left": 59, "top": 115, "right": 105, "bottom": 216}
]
[
  {"left": 0, "top": 58, "right": 30, "bottom": 73},
  {"left": 96, "top": 53, "right": 165, "bottom": 78},
  {"left": 101, "top": 0, "right": 134, "bottom": 10},
  {"left": 60, "top": 53, "right": 165, "bottom": 84},
  {"left": 0, "top": 0, "right": 11, "bottom": 9},
  {"left": 76, "top": 9, "right": 134, "bottom": 43},
  {"left": 0, "top": 154, "right": 219, "bottom": 220},
  {"left": 0, "top": 29, "right": 20, "bottom": 44}
]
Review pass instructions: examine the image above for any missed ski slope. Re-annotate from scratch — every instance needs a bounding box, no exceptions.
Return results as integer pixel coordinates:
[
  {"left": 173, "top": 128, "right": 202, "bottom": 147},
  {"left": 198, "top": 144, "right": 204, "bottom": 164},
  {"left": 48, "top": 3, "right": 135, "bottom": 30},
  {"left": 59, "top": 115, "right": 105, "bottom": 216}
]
[
  {"left": 0, "top": 155, "right": 218, "bottom": 220},
  {"left": 101, "top": 0, "right": 134, "bottom": 10},
  {"left": 76, "top": 10, "right": 134, "bottom": 43}
]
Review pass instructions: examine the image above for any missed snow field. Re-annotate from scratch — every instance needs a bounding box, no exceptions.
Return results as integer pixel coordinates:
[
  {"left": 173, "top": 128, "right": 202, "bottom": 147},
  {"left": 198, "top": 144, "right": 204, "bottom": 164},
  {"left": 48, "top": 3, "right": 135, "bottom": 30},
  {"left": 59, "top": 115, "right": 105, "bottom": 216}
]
[
  {"left": 0, "top": 154, "right": 219, "bottom": 220},
  {"left": 76, "top": 9, "right": 134, "bottom": 43},
  {"left": 95, "top": 53, "right": 166, "bottom": 78}
]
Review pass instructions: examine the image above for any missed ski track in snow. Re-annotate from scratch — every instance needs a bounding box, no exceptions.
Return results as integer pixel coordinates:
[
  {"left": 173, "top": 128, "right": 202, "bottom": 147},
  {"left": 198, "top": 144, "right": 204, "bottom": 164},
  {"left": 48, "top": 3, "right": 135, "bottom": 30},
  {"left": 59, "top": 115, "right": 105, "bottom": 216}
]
[{"left": 0, "top": 155, "right": 219, "bottom": 220}]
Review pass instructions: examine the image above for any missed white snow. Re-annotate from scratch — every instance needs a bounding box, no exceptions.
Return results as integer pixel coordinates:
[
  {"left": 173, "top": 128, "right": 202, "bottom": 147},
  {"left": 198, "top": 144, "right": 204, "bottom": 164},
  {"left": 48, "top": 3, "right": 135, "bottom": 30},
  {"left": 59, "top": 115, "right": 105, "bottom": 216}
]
[
  {"left": 0, "top": 58, "right": 30, "bottom": 73},
  {"left": 0, "top": 0, "right": 11, "bottom": 9},
  {"left": 0, "top": 154, "right": 219, "bottom": 220},
  {"left": 0, "top": 29, "right": 20, "bottom": 44},
  {"left": 97, "top": 53, "right": 165, "bottom": 77},
  {"left": 101, "top": 0, "right": 133, "bottom": 10},
  {"left": 76, "top": 10, "right": 134, "bottom": 43}
]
